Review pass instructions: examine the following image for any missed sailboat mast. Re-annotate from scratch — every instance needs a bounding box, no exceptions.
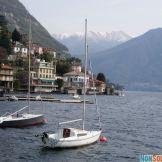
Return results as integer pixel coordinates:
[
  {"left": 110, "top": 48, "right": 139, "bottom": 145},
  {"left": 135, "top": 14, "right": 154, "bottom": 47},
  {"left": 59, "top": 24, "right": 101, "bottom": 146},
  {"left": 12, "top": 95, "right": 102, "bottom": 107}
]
[
  {"left": 82, "top": 19, "right": 88, "bottom": 130},
  {"left": 28, "top": 16, "right": 32, "bottom": 113}
]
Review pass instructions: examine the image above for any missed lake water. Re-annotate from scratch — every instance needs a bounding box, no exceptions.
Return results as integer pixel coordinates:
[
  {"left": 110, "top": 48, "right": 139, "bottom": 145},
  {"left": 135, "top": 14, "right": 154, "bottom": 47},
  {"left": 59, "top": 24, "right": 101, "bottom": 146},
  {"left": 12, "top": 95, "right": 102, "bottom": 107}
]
[{"left": 0, "top": 91, "right": 162, "bottom": 162}]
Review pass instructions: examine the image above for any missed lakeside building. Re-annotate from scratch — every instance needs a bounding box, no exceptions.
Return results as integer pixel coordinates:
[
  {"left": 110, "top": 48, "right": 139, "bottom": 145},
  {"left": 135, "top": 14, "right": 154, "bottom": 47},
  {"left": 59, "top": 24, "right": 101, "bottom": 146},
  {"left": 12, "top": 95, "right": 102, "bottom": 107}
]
[
  {"left": 88, "top": 79, "right": 106, "bottom": 94},
  {"left": 13, "top": 42, "right": 28, "bottom": 58},
  {"left": 63, "top": 64, "right": 107, "bottom": 94},
  {"left": 13, "top": 41, "right": 56, "bottom": 57},
  {"left": 31, "top": 59, "right": 57, "bottom": 92},
  {"left": 8, "top": 42, "right": 28, "bottom": 62},
  {"left": 31, "top": 43, "right": 43, "bottom": 55},
  {"left": 0, "top": 64, "right": 13, "bottom": 92},
  {"left": 9, "top": 39, "right": 58, "bottom": 92},
  {"left": 63, "top": 65, "right": 90, "bottom": 94}
]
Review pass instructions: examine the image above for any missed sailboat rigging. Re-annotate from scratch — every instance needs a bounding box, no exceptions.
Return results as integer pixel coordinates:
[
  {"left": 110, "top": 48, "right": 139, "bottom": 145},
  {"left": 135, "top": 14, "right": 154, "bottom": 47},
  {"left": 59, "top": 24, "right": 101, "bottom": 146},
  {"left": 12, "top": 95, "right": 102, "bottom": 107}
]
[
  {"left": 37, "top": 19, "right": 102, "bottom": 148},
  {"left": 82, "top": 18, "right": 88, "bottom": 130}
]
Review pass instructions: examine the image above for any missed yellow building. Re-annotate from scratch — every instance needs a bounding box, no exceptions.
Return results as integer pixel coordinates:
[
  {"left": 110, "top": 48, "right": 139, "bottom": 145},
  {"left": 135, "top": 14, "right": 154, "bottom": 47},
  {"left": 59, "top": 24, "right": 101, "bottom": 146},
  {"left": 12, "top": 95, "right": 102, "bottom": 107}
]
[{"left": 31, "top": 60, "right": 57, "bottom": 92}]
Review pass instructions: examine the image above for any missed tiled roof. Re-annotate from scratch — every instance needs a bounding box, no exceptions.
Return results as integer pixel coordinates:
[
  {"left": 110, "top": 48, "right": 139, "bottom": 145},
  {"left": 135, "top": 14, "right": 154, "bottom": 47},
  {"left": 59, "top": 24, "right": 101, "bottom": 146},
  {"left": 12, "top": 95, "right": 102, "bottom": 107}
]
[
  {"left": 1, "top": 64, "right": 13, "bottom": 70},
  {"left": 64, "top": 71, "right": 85, "bottom": 76}
]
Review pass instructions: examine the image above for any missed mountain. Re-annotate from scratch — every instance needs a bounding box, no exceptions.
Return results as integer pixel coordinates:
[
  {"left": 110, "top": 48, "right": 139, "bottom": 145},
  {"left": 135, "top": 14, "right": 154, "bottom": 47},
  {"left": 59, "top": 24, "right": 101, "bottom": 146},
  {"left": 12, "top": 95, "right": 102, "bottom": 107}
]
[
  {"left": 53, "top": 31, "right": 131, "bottom": 56},
  {"left": 92, "top": 28, "right": 162, "bottom": 91},
  {"left": 0, "top": 0, "right": 69, "bottom": 55}
]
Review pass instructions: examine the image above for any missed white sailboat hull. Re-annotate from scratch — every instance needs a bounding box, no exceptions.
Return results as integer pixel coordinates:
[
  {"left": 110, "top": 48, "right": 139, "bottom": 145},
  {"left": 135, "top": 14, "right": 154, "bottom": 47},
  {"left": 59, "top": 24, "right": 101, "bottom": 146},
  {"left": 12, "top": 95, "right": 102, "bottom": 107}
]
[
  {"left": 42, "top": 129, "right": 102, "bottom": 148},
  {"left": 0, "top": 114, "right": 45, "bottom": 128}
]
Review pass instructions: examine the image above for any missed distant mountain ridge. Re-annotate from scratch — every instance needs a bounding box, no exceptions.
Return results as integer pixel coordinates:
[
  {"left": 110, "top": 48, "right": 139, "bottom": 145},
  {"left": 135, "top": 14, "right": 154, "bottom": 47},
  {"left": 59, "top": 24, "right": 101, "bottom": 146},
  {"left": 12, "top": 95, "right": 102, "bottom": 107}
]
[
  {"left": 92, "top": 28, "right": 162, "bottom": 91},
  {"left": 0, "top": 0, "right": 69, "bottom": 55},
  {"left": 53, "top": 31, "right": 131, "bottom": 56}
]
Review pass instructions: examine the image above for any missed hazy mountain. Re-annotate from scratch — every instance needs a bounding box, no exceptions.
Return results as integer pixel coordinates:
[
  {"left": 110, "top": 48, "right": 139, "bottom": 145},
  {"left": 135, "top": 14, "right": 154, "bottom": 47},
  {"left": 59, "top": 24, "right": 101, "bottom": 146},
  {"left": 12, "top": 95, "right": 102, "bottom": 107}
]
[
  {"left": 92, "top": 28, "right": 162, "bottom": 91},
  {"left": 53, "top": 31, "right": 131, "bottom": 56},
  {"left": 0, "top": 0, "right": 69, "bottom": 55}
]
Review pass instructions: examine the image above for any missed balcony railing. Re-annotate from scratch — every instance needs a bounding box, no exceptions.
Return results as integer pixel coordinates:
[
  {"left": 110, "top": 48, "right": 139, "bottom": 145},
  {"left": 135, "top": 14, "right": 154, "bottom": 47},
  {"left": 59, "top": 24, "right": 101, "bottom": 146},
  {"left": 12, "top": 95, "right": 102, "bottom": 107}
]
[
  {"left": 0, "top": 78, "right": 13, "bottom": 81},
  {"left": 0, "top": 71, "right": 13, "bottom": 76}
]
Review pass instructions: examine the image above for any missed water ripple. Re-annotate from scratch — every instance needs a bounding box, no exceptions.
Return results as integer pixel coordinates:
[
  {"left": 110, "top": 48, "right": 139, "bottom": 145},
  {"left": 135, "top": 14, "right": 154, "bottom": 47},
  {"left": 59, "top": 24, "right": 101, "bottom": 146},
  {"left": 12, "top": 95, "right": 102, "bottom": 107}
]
[{"left": 0, "top": 92, "right": 162, "bottom": 162}]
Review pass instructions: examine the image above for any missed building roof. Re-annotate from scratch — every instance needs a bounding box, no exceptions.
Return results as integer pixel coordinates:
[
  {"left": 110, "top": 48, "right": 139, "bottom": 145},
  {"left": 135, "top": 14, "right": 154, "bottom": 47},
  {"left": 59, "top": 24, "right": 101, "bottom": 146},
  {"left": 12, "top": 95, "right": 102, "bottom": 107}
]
[
  {"left": 64, "top": 71, "right": 85, "bottom": 77},
  {"left": 14, "top": 44, "right": 27, "bottom": 48},
  {"left": 89, "top": 79, "right": 105, "bottom": 84}
]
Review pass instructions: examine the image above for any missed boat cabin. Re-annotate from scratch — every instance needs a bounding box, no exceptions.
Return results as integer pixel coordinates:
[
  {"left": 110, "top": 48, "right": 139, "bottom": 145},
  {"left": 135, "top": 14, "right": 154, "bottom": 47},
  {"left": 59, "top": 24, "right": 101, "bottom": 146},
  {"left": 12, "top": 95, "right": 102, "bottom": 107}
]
[{"left": 61, "top": 128, "right": 88, "bottom": 138}]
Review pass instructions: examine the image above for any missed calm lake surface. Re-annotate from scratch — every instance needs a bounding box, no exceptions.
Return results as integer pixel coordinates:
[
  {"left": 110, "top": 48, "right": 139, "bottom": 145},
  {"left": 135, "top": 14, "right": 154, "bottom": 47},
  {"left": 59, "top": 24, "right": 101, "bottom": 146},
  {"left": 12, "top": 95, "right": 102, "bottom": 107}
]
[{"left": 0, "top": 91, "right": 162, "bottom": 162}]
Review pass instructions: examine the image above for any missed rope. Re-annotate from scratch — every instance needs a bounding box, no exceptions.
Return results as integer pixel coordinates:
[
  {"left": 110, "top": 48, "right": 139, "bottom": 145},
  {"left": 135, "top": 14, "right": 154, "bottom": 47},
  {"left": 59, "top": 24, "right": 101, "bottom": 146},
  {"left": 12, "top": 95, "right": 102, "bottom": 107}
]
[{"left": 88, "top": 53, "right": 101, "bottom": 130}]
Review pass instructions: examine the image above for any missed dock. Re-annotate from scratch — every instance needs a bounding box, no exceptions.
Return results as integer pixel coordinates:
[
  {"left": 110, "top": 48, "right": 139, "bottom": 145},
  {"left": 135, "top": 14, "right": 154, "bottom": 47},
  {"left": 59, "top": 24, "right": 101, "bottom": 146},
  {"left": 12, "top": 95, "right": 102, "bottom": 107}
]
[{"left": 0, "top": 96, "right": 93, "bottom": 104}]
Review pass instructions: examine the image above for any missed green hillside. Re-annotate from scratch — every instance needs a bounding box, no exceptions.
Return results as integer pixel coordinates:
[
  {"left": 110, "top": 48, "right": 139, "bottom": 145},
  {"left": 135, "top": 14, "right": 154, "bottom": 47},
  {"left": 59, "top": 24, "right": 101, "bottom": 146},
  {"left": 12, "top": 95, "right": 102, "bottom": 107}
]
[{"left": 0, "top": 0, "right": 69, "bottom": 56}]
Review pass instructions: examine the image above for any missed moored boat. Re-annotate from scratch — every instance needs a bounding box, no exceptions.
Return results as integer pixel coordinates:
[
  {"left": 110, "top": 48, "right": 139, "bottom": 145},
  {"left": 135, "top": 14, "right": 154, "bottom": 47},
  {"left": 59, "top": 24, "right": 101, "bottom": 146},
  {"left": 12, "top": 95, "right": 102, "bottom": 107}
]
[
  {"left": 0, "top": 112, "right": 45, "bottom": 128},
  {"left": 37, "top": 19, "right": 102, "bottom": 148},
  {"left": 0, "top": 16, "right": 46, "bottom": 128},
  {"left": 41, "top": 127, "right": 101, "bottom": 148},
  {"left": 72, "top": 94, "right": 80, "bottom": 99}
]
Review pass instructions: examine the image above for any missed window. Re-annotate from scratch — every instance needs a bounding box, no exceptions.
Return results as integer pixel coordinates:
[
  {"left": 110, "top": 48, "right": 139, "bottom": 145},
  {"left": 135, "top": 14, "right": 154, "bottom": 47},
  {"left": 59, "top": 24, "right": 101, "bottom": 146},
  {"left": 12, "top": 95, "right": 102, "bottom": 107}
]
[
  {"left": 77, "top": 133, "right": 87, "bottom": 137},
  {"left": 63, "top": 129, "right": 71, "bottom": 138}
]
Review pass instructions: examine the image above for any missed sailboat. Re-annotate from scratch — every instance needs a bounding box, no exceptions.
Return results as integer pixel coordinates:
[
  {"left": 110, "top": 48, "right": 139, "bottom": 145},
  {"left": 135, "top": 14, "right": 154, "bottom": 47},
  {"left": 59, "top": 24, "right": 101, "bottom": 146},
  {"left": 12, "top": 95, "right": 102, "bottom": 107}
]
[
  {"left": 38, "top": 19, "right": 102, "bottom": 148},
  {"left": 0, "top": 17, "right": 46, "bottom": 128}
]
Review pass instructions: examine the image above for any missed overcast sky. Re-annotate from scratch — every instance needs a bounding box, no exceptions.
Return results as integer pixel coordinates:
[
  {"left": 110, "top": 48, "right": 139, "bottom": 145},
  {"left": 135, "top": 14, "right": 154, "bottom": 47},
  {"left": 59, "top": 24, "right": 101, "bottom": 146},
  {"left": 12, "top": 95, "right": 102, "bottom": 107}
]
[{"left": 19, "top": 0, "right": 162, "bottom": 37}]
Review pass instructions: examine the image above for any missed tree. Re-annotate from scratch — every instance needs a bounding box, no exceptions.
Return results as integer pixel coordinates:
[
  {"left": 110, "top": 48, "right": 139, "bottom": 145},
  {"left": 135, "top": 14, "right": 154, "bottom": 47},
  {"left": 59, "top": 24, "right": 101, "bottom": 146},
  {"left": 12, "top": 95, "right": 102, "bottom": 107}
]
[
  {"left": 14, "top": 58, "right": 28, "bottom": 70},
  {"left": 13, "top": 79, "right": 20, "bottom": 90},
  {"left": 96, "top": 73, "right": 106, "bottom": 83},
  {"left": 0, "top": 47, "right": 7, "bottom": 61},
  {"left": 0, "top": 15, "right": 12, "bottom": 54},
  {"left": 56, "top": 61, "right": 71, "bottom": 76},
  {"left": 67, "top": 57, "right": 81, "bottom": 64},
  {"left": 15, "top": 70, "right": 28, "bottom": 86},
  {"left": 12, "top": 28, "right": 21, "bottom": 44},
  {"left": 15, "top": 58, "right": 24, "bottom": 67},
  {"left": 55, "top": 78, "right": 64, "bottom": 90},
  {"left": 40, "top": 52, "right": 53, "bottom": 62}
]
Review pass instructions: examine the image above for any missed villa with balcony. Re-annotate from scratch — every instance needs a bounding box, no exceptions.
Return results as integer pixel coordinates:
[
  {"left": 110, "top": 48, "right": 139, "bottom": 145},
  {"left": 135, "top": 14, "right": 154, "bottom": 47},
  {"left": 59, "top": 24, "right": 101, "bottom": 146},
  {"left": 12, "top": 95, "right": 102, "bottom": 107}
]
[
  {"left": 63, "top": 68, "right": 90, "bottom": 94},
  {"left": 0, "top": 64, "right": 13, "bottom": 92},
  {"left": 31, "top": 60, "right": 57, "bottom": 92}
]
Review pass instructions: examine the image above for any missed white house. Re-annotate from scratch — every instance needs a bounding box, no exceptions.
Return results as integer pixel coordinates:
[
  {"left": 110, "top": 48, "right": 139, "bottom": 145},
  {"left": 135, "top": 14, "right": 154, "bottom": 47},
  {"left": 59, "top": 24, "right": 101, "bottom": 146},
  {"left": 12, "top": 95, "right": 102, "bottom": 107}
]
[
  {"left": 63, "top": 71, "right": 89, "bottom": 88},
  {"left": 21, "top": 47, "right": 28, "bottom": 54},
  {"left": 71, "top": 65, "right": 82, "bottom": 73},
  {"left": 13, "top": 46, "right": 20, "bottom": 53},
  {"left": 13, "top": 44, "right": 28, "bottom": 57}
]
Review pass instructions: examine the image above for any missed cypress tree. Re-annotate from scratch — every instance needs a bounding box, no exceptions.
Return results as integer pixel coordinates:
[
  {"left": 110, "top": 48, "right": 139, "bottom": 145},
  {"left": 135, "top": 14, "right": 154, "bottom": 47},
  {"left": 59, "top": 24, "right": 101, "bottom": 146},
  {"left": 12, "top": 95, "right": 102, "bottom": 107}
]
[
  {"left": 96, "top": 73, "right": 106, "bottom": 83},
  {"left": 0, "top": 15, "right": 12, "bottom": 54},
  {"left": 12, "top": 28, "right": 21, "bottom": 43}
]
